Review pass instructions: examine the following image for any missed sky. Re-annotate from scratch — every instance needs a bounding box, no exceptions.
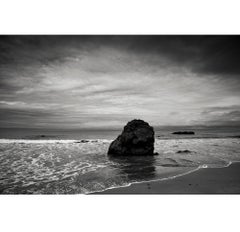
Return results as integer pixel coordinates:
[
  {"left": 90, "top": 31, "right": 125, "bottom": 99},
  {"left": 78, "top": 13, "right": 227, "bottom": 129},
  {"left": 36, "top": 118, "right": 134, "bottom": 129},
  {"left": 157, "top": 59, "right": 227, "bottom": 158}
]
[{"left": 0, "top": 35, "right": 240, "bottom": 129}]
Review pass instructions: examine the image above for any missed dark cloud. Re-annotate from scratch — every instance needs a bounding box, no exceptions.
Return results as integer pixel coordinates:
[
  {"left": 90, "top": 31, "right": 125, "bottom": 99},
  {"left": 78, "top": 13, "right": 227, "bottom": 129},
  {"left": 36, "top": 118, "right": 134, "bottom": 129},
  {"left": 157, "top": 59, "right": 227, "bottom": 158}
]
[
  {"left": 205, "top": 110, "right": 240, "bottom": 126},
  {"left": 1, "top": 35, "right": 240, "bottom": 75},
  {"left": 0, "top": 108, "right": 55, "bottom": 127},
  {"left": 202, "top": 105, "right": 240, "bottom": 113},
  {"left": 185, "top": 36, "right": 240, "bottom": 76},
  {"left": 120, "top": 35, "right": 240, "bottom": 76},
  {"left": 199, "top": 105, "right": 240, "bottom": 126}
]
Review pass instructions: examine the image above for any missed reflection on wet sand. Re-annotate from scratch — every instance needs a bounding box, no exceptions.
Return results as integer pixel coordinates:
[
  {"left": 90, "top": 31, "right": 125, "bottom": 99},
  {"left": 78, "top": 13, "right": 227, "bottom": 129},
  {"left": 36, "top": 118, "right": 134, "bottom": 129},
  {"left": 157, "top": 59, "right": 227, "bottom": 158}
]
[{"left": 108, "top": 155, "right": 156, "bottom": 181}]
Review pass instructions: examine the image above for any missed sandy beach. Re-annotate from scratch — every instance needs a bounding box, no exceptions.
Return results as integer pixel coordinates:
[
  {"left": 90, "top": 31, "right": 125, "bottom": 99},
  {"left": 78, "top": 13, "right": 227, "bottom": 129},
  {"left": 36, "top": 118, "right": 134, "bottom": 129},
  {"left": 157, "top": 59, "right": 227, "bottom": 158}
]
[{"left": 98, "top": 162, "right": 240, "bottom": 194}]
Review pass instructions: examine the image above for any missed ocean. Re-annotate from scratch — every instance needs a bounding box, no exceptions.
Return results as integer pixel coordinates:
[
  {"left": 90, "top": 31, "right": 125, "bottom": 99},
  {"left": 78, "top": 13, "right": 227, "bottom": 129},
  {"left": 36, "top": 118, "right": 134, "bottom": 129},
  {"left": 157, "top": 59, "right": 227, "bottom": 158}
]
[{"left": 0, "top": 126, "right": 240, "bottom": 194}]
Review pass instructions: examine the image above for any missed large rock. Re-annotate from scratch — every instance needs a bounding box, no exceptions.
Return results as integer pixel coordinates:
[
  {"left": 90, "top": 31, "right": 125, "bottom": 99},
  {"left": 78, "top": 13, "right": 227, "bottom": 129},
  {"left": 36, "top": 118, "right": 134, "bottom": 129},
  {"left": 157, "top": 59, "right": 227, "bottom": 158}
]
[{"left": 108, "top": 119, "right": 156, "bottom": 156}]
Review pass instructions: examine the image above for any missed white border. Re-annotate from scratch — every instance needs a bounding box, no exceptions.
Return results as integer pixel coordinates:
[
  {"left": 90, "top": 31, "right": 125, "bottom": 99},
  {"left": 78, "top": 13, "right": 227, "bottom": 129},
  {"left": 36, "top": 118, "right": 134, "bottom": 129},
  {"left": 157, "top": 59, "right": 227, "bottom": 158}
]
[
  {"left": 0, "top": 0, "right": 240, "bottom": 232},
  {"left": 0, "top": 0, "right": 240, "bottom": 34},
  {"left": 0, "top": 195, "right": 239, "bottom": 232}
]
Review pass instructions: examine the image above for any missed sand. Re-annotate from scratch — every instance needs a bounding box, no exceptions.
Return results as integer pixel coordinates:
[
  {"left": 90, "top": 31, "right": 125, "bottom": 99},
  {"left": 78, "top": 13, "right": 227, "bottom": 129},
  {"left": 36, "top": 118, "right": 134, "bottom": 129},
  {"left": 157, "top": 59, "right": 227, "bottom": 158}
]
[{"left": 98, "top": 162, "right": 240, "bottom": 194}]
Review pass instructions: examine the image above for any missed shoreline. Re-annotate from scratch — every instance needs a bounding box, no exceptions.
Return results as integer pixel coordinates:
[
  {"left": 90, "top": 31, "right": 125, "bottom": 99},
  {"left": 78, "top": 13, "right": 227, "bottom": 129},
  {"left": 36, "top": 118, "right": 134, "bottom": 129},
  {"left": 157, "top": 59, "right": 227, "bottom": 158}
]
[{"left": 96, "top": 162, "right": 240, "bottom": 194}]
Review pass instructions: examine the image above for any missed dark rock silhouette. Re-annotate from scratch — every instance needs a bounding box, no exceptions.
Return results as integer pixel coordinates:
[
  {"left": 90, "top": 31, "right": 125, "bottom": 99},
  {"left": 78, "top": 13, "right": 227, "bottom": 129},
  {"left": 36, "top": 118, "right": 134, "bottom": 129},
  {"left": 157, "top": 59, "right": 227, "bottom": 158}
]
[
  {"left": 172, "top": 131, "right": 195, "bottom": 135},
  {"left": 176, "top": 150, "right": 191, "bottom": 154},
  {"left": 74, "top": 139, "right": 89, "bottom": 143},
  {"left": 108, "top": 119, "right": 156, "bottom": 156}
]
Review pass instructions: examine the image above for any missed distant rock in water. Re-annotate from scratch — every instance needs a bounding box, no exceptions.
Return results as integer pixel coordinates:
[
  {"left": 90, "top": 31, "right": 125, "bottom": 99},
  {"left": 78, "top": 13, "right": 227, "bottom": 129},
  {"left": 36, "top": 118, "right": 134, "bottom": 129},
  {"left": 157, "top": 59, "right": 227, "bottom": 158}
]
[
  {"left": 24, "top": 134, "right": 57, "bottom": 139},
  {"left": 172, "top": 131, "right": 195, "bottom": 135},
  {"left": 176, "top": 150, "right": 191, "bottom": 154},
  {"left": 108, "top": 119, "right": 157, "bottom": 156},
  {"left": 74, "top": 140, "right": 89, "bottom": 143}
]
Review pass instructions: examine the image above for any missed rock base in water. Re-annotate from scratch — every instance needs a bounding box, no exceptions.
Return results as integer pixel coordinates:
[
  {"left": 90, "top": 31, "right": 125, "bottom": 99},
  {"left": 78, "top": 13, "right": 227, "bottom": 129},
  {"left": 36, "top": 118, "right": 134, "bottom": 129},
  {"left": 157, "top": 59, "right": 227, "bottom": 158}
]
[
  {"left": 108, "top": 119, "right": 156, "bottom": 156},
  {"left": 172, "top": 131, "right": 195, "bottom": 135}
]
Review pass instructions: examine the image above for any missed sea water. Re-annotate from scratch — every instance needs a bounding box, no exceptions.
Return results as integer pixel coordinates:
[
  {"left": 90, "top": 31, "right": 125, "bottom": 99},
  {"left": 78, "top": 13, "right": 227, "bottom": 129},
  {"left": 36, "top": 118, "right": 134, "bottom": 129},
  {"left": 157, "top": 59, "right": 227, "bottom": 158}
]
[{"left": 0, "top": 127, "right": 240, "bottom": 194}]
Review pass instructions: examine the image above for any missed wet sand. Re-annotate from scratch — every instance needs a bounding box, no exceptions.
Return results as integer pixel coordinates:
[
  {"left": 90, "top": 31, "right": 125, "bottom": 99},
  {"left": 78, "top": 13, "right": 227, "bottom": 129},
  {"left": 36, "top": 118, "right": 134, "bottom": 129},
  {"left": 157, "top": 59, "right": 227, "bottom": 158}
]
[{"left": 98, "top": 162, "right": 240, "bottom": 194}]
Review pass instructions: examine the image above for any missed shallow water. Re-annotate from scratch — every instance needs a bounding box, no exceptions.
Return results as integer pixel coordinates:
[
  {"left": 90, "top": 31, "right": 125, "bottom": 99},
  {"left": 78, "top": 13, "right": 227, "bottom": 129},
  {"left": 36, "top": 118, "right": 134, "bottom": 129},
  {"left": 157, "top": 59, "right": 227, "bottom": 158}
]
[{"left": 0, "top": 137, "right": 240, "bottom": 194}]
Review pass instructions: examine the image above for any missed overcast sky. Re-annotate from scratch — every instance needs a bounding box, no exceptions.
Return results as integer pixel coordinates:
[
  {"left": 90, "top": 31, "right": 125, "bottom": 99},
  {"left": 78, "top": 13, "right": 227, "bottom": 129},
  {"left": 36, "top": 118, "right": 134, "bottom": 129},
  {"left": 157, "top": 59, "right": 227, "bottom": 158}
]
[{"left": 0, "top": 36, "right": 240, "bottom": 129}]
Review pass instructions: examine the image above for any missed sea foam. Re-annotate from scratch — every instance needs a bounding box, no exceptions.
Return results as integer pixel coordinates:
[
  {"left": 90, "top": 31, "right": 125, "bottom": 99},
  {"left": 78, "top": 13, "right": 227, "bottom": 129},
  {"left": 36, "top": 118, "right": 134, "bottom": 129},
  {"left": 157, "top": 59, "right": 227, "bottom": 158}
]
[{"left": 0, "top": 137, "right": 240, "bottom": 194}]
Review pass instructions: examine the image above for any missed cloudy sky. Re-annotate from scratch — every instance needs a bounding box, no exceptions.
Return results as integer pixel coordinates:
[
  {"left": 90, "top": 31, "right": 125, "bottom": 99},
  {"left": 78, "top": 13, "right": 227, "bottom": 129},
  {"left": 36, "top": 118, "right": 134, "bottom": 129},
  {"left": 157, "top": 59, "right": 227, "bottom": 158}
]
[{"left": 0, "top": 36, "right": 240, "bottom": 129}]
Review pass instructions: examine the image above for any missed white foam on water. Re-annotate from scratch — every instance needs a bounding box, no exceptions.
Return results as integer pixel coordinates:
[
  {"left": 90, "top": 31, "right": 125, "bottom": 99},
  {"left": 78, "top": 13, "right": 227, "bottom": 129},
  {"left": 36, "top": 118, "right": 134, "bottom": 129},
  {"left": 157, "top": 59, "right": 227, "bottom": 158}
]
[
  {"left": 90, "top": 161, "right": 239, "bottom": 194},
  {"left": 0, "top": 138, "right": 112, "bottom": 144},
  {"left": 200, "top": 164, "right": 208, "bottom": 168},
  {"left": 0, "top": 139, "right": 77, "bottom": 144},
  {"left": 90, "top": 166, "right": 202, "bottom": 194},
  {"left": 1, "top": 137, "right": 240, "bottom": 194}
]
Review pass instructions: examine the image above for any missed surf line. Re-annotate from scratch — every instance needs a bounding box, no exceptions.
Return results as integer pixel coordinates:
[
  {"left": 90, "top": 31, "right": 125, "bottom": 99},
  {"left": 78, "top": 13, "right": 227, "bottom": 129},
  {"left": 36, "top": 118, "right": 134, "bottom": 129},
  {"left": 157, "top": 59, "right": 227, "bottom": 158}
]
[{"left": 90, "top": 166, "right": 203, "bottom": 194}]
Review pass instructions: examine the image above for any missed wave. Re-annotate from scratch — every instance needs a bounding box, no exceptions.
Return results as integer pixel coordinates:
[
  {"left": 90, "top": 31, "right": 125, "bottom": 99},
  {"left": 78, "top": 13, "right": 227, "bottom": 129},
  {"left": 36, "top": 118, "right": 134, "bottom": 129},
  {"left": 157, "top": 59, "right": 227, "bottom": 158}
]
[
  {"left": 90, "top": 165, "right": 204, "bottom": 194},
  {"left": 0, "top": 138, "right": 111, "bottom": 144},
  {"left": 1, "top": 133, "right": 239, "bottom": 143},
  {"left": 0, "top": 136, "right": 239, "bottom": 194},
  {"left": 90, "top": 161, "right": 237, "bottom": 194}
]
